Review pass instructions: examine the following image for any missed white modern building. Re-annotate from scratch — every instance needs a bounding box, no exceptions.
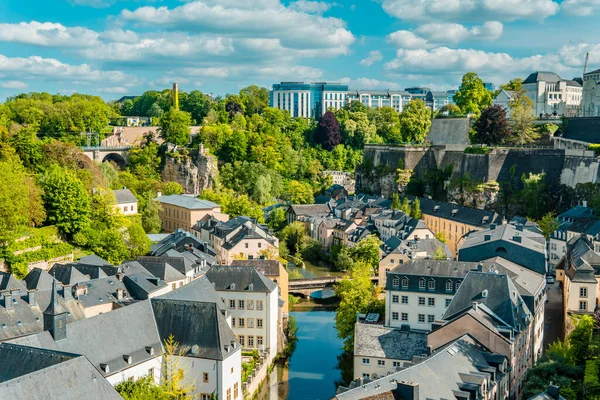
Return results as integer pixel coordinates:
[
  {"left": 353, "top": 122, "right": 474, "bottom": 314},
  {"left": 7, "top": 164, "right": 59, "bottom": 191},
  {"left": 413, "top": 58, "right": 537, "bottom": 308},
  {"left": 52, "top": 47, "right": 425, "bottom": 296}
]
[
  {"left": 493, "top": 90, "right": 516, "bottom": 118},
  {"left": 523, "top": 71, "right": 582, "bottom": 117},
  {"left": 583, "top": 68, "right": 600, "bottom": 116},
  {"left": 346, "top": 90, "right": 405, "bottom": 113},
  {"left": 206, "top": 266, "right": 280, "bottom": 364},
  {"left": 270, "top": 82, "right": 349, "bottom": 118}
]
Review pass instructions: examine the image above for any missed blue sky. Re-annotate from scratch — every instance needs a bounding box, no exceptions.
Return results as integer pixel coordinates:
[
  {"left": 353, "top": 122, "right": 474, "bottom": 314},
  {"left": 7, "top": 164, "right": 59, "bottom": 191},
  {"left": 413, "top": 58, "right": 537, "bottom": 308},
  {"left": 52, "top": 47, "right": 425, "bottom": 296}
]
[{"left": 1, "top": 0, "right": 599, "bottom": 100}]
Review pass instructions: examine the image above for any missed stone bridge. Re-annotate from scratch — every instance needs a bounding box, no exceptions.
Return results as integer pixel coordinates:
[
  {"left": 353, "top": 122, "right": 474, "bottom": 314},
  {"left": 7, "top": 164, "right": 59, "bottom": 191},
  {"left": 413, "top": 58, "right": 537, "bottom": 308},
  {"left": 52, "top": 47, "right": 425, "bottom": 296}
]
[
  {"left": 289, "top": 276, "right": 377, "bottom": 297},
  {"left": 81, "top": 146, "right": 132, "bottom": 168}
]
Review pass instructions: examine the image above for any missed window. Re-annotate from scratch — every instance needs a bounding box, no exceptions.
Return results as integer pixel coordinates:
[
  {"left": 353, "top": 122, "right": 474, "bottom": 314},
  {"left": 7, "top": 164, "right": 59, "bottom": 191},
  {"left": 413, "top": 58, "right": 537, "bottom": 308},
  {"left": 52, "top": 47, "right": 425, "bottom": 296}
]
[
  {"left": 234, "top": 383, "right": 239, "bottom": 399},
  {"left": 147, "top": 368, "right": 154, "bottom": 378},
  {"left": 418, "top": 297, "right": 425, "bottom": 306},
  {"left": 171, "top": 283, "right": 176, "bottom": 290},
  {"left": 428, "top": 315, "right": 435, "bottom": 323},
  {"left": 362, "top": 373, "right": 369, "bottom": 378},
  {"left": 238, "top": 300, "right": 245, "bottom": 309},
  {"left": 227, "top": 388, "right": 231, "bottom": 400},
  {"left": 362, "top": 358, "right": 370, "bottom": 365},
  {"left": 418, "top": 314, "right": 425, "bottom": 323},
  {"left": 238, "top": 318, "right": 245, "bottom": 328},
  {"left": 428, "top": 279, "right": 435, "bottom": 290},
  {"left": 402, "top": 277, "right": 409, "bottom": 288},
  {"left": 392, "top": 361, "right": 401, "bottom": 367},
  {"left": 248, "top": 318, "right": 254, "bottom": 328},
  {"left": 580, "top": 301, "right": 588, "bottom": 311},
  {"left": 456, "top": 280, "right": 462, "bottom": 290},
  {"left": 377, "top": 360, "right": 385, "bottom": 366},
  {"left": 428, "top": 298, "right": 435, "bottom": 307},
  {"left": 229, "top": 299, "right": 235, "bottom": 309},
  {"left": 238, "top": 335, "right": 245, "bottom": 346},
  {"left": 392, "top": 277, "right": 399, "bottom": 287},
  {"left": 419, "top": 278, "right": 426, "bottom": 290},
  {"left": 446, "top": 280, "right": 453, "bottom": 292},
  {"left": 392, "top": 295, "right": 399, "bottom": 304},
  {"left": 257, "top": 336, "right": 263, "bottom": 347},
  {"left": 580, "top": 287, "right": 588, "bottom": 298},
  {"left": 248, "top": 336, "right": 254, "bottom": 347},
  {"left": 392, "top": 312, "right": 399, "bottom": 320},
  {"left": 232, "top": 318, "right": 236, "bottom": 328},
  {"left": 245, "top": 243, "right": 249, "bottom": 249},
  {"left": 258, "top": 242, "right": 262, "bottom": 248},
  {"left": 203, "top": 373, "right": 209, "bottom": 383},
  {"left": 401, "top": 296, "right": 408, "bottom": 304},
  {"left": 257, "top": 301, "right": 264, "bottom": 310},
  {"left": 445, "top": 298, "right": 452, "bottom": 307},
  {"left": 201, "top": 395, "right": 211, "bottom": 400},
  {"left": 257, "top": 319, "right": 263, "bottom": 328},
  {"left": 248, "top": 300, "right": 254, "bottom": 310},
  {"left": 401, "top": 313, "right": 408, "bottom": 321}
]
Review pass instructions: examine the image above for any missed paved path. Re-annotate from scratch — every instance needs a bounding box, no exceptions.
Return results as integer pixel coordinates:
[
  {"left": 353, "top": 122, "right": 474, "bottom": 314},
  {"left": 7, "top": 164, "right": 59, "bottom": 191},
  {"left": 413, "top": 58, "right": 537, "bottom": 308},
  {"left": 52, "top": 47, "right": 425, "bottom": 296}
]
[{"left": 544, "top": 282, "right": 564, "bottom": 348}]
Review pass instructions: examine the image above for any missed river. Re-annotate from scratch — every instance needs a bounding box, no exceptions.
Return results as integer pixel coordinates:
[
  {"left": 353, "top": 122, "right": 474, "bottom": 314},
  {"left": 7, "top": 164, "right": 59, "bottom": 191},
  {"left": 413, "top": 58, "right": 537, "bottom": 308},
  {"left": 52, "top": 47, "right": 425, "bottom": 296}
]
[{"left": 256, "top": 311, "right": 345, "bottom": 400}]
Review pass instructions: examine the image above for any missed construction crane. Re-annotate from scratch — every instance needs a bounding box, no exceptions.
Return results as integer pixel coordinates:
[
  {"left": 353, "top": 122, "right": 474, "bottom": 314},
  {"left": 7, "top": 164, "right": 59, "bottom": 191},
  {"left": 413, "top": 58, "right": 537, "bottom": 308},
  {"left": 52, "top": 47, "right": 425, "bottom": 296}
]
[{"left": 584, "top": 52, "right": 590, "bottom": 76}]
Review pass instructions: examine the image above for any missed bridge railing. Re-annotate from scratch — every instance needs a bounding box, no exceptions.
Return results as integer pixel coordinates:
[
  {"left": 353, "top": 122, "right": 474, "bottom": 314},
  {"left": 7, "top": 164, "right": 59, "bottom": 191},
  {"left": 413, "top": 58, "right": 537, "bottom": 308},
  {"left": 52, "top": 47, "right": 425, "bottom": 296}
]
[{"left": 81, "top": 146, "right": 133, "bottom": 151}]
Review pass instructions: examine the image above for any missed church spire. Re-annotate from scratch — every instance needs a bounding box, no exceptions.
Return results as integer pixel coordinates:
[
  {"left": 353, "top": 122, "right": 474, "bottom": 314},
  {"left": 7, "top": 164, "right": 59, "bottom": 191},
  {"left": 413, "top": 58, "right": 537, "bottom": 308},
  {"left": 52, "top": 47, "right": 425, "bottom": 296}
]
[{"left": 43, "top": 277, "right": 67, "bottom": 341}]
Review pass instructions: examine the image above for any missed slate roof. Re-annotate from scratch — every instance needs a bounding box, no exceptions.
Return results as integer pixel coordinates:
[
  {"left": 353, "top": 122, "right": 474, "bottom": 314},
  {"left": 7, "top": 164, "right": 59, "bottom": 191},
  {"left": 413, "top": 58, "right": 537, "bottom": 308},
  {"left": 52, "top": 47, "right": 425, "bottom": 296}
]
[
  {"left": 10, "top": 300, "right": 162, "bottom": 378},
  {"left": 24, "top": 268, "right": 55, "bottom": 291},
  {"left": 158, "top": 275, "right": 226, "bottom": 311},
  {"left": 151, "top": 298, "right": 239, "bottom": 361},
  {"left": 48, "top": 264, "right": 90, "bottom": 286},
  {"left": 559, "top": 205, "right": 594, "bottom": 221},
  {"left": 119, "top": 261, "right": 168, "bottom": 300},
  {"left": 0, "top": 273, "right": 27, "bottom": 292},
  {"left": 73, "top": 277, "right": 129, "bottom": 309},
  {"left": 287, "top": 204, "right": 331, "bottom": 217},
  {"left": 444, "top": 271, "right": 532, "bottom": 332},
  {"left": 206, "top": 266, "right": 277, "bottom": 293},
  {"left": 150, "top": 229, "right": 214, "bottom": 257},
  {"left": 230, "top": 259, "right": 281, "bottom": 277},
  {"left": 336, "top": 335, "right": 504, "bottom": 400},
  {"left": 564, "top": 236, "right": 600, "bottom": 283},
  {"left": 393, "top": 238, "right": 453, "bottom": 259},
  {"left": 135, "top": 257, "right": 187, "bottom": 282},
  {"left": 158, "top": 194, "right": 220, "bottom": 210},
  {"left": 388, "top": 259, "right": 484, "bottom": 278},
  {"left": 414, "top": 197, "right": 499, "bottom": 227},
  {"left": 0, "top": 344, "right": 122, "bottom": 400},
  {"left": 523, "top": 71, "right": 562, "bottom": 84},
  {"left": 113, "top": 188, "right": 137, "bottom": 204},
  {"left": 485, "top": 257, "right": 545, "bottom": 300},
  {"left": 354, "top": 323, "right": 427, "bottom": 360}
]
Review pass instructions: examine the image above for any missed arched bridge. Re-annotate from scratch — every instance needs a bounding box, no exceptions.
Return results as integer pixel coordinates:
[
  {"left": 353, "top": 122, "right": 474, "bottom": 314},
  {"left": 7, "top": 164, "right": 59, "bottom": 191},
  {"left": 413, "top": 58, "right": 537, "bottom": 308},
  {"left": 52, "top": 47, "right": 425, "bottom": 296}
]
[
  {"left": 289, "top": 276, "right": 378, "bottom": 297},
  {"left": 81, "top": 146, "right": 132, "bottom": 168}
]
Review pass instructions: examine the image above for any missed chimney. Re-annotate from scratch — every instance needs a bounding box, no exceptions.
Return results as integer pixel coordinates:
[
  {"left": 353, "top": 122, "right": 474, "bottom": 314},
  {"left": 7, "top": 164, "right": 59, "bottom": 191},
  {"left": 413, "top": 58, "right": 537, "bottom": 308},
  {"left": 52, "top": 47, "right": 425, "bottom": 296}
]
[
  {"left": 62, "top": 285, "right": 72, "bottom": 300},
  {"left": 583, "top": 200, "right": 588, "bottom": 208},
  {"left": 513, "top": 235, "right": 522, "bottom": 243},
  {"left": 484, "top": 234, "right": 491, "bottom": 241},
  {"left": 116, "top": 272, "right": 124, "bottom": 282},
  {"left": 472, "top": 302, "right": 478, "bottom": 311},
  {"left": 489, "top": 224, "right": 496, "bottom": 230},
  {"left": 547, "top": 385, "right": 560, "bottom": 400},
  {"left": 4, "top": 292, "right": 12, "bottom": 311},
  {"left": 28, "top": 291, "right": 36, "bottom": 306},
  {"left": 396, "top": 381, "right": 419, "bottom": 400},
  {"left": 116, "top": 287, "right": 124, "bottom": 300}
]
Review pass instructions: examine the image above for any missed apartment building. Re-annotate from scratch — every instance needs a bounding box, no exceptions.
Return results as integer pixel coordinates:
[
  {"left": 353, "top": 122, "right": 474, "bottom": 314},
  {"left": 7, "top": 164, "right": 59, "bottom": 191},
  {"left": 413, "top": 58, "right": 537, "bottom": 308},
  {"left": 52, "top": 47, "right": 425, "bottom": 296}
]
[
  {"left": 372, "top": 209, "right": 433, "bottom": 242},
  {"left": 206, "top": 266, "right": 279, "bottom": 363},
  {"left": 158, "top": 194, "right": 228, "bottom": 232},
  {"left": 549, "top": 204, "right": 595, "bottom": 266},
  {"left": 113, "top": 188, "right": 138, "bottom": 216},
  {"left": 415, "top": 197, "right": 500, "bottom": 255},
  {"left": 425, "top": 90, "right": 450, "bottom": 111},
  {"left": 270, "top": 82, "right": 348, "bottom": 118},
  {"left": 231, "top": 259, "right": 289, "bottom": 314},
  {"left": 523, "top": 71, "right": 582, "bottom": 117},
  {"left": 583, "top": 68, "right": 600, "bottom": 116},
  {"left": 194, "top": 216, "right": 279, "bottom": 265},
  {"left": 346, "top": 90, "right": 405, "bottom": 113}
]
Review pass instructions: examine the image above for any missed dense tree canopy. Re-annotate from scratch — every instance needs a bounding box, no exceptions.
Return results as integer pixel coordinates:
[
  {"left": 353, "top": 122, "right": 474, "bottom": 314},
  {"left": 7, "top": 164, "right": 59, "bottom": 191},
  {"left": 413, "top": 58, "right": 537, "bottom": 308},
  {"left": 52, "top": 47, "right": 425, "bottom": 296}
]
[
  {"left": 158, "top": 108, "right": 192, "bottom": 146},
  {"left": 453, "top": 72, "right": 493, "bottom": 115},
  {"left": 314, "top": 111, "right": 341, "bottom": 150},
  {"left": 398, "top": 100, "right": 431, "bottom": 143},
  {"left": 473, "top": 105, "right": 511, "bottom": 145}
]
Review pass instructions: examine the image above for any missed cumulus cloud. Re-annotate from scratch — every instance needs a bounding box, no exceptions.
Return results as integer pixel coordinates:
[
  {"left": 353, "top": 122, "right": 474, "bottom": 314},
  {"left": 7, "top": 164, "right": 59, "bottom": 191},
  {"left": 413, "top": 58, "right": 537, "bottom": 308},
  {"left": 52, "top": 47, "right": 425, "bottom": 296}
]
[
  {"left": 120, "top": 1, "right": 354, "bottom": 53},
  {"left": 558, "top": 43, "right": 600, "bottom": 67},
  {"left": 0, "top": 21, "right": 99, "bottom": 47},
  {"left": 388, "top": 21, "right": 503, "bottom": 48},
  {"left": 289, "top": 0, "right": 332, "bottom": 14},
  {"left": 360, "top": 50, "right": 383, "bottom": 66},
  {"left": 338, "top": 77, "right": 402, "bottom": 90},
  {"left": 380, "top": 0, "right": 559, "bottom": 22},
  {"left": 183, "top": 65, "right": 323, "bottom": 82},
  {"left": 562, "top": 0, "right": 600, "bottom": 15},
  {"left": 0, "top": 54, "right": 130, "bottom": 82},
  {"left": 0, "top": 80, "right": 28, "bottom": 89}
]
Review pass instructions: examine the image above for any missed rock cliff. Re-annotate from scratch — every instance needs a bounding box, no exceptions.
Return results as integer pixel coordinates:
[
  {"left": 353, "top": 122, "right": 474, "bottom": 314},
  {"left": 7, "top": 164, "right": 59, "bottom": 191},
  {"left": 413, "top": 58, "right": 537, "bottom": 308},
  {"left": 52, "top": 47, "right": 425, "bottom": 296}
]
[{"left": 161, "top": 148, "right": 218, "bottom": 194}]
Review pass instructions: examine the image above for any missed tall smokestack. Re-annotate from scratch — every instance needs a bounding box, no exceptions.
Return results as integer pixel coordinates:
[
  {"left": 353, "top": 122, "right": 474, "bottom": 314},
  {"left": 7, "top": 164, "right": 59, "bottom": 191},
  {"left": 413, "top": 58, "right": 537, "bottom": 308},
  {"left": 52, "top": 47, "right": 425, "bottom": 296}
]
[{"left": 172, "top": 82, "right": 179, "bottom": 111}]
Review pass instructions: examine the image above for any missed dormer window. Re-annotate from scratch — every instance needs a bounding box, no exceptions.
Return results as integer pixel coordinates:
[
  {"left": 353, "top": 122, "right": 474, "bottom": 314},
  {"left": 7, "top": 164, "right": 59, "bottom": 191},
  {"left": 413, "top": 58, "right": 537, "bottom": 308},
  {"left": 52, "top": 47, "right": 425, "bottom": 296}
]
[
  {"left": 445, "top": 280, "right": 453, "bottom": 292},
  {"left": 392, "top": 277, "right": 400, "bottom": 287},
  {"left": 456, "top": 280, "right": 462, "bottom": 290},
  {"left": 428, "top": 279, "right": 435, "bottom": 290},
  {"left": 230, "top": 283, "right": 236, "bottom": 290},
  {"left": 419, "top": 278, "right": 426, "bottom": 290}
]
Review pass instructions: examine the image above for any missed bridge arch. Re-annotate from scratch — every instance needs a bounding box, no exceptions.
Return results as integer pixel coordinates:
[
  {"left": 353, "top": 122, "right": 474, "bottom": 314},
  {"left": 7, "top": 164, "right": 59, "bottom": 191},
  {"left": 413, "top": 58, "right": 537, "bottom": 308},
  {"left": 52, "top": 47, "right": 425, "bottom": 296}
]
[{"left": 102, "top": 153, "right": 127, "bottom": 169}]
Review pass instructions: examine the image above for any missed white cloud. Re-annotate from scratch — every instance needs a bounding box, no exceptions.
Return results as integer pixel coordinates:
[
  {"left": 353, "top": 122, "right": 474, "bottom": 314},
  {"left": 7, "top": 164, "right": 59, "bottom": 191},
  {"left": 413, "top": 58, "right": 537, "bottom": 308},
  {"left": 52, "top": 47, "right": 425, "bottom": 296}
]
[
  {"left": 558, "top": 43, "right": 600, "bottom": 67},
  {"left": 0, "top": 80, "right": 28, "bottom": 89},
  {"left": 0, "top": 21, "right": 99, "bottom": 47},
  {"left": 120, "top": 1, "right": 354, "bottom": 52},
  {"left": 289, "top": 1, "right": 332, "bottom": 14},
  {"left": 96, "top": 86, "right": 129, "bottom": 94},
  {"left": 338, "top": 77, "right": 401, "bottom": 90},
  {"left": 380, "top": 0, "right": 559, "bottom": 22},
  {"left": 562, "top": 0, "right": 600, "bottom": 15},
  {"left": 360, "top": 50, "right": 384, "bottom": 66},
  {"left": 183, "top": 64, "right": 323, "bottom": 82},
  {"left": 388, "top": 21, "right": 503, "bottom": 48},
  {"left": 0, "top": 54, "right": 130, "bottom": 82}
]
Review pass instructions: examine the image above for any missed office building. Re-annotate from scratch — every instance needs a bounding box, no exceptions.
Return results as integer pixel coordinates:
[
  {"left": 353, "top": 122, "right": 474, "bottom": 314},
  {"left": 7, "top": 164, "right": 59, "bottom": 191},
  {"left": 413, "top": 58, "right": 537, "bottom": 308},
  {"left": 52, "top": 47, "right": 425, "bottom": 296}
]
[{"left": 270, "top": 82, "right": 348, "bottom": 118}]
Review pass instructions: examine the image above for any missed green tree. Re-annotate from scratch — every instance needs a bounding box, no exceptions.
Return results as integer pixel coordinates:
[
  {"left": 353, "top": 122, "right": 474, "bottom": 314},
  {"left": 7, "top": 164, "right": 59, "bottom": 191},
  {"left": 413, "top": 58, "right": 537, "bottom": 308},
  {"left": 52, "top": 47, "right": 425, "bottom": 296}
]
[
  {"left": 400, "top": 197, "right": 411, "bottom": 214},
  {"left": 433, "top": 246, "right": 447, "bottom": 260},
  {"left": 266, "top": 207, "right": 287, "bottom": 233},
  {"left": 399, "top": 100, "right": 431, "bottom": 143},
  {"left": 115, "top": 377, "right": 170, "bottom": 400},
  {"left": 335, "top": 261, "right": 380, "bottom": 351},
  {"left": 472, "top": 105, "right": 510, "bottom": 145},
  {"left": 391, "top": 192, "right": 401, "bottom": 210},
  {"left": 538, "top": 212, "right": 560, "bottom": 240},
  {"left": 40, "top": 164, "right": 91, "bottom": 235},
  {"left": 161, "top": 181, "right": 184, "bottom": 196},
  {"left": 510, "top": 98, "right": 538, "bottom": 145},
  {"left": 453, "top": 72, "right": 493, "bottom": 115},
  {"left": 240, "top": 85, "right": 270, "bottom": 116},
  {"left": 125, "top": 221, "right": 151, "bottom": 259},
  {"left": 570, "top": 315, "right": 595, "bottom": 365},
  {"left": 435, "top": 231, "right": 446, "bottom": 243},
  {"left": 141, "top": 196, "right": 162, "bottom": 234},
  {"left": 280, "top": 221, "right": 308, "bottom": 257},
  {"left": 285, "top": 180, "right": 314, "bottom": 204},
  {"left": 348, "top": 235, "right": 382, "bottom": 276},
  {"left": 437, "top": 103, "right": 462, "bottom": 117},
  {"left": 521, "top": 173, "right": 547, "bottom": 219},
  {"left": 410, "top": 197, "right": 422, "bottom": 219},
  {"left": 158, "top": 108, "right": 192, "bottom": 146}
]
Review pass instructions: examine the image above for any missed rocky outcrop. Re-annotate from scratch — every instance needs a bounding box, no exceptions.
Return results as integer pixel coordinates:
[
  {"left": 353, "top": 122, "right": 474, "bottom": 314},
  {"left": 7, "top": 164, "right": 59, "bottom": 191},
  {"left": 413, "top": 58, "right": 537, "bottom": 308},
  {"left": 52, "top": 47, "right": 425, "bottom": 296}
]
[{"left": 161, "top": 147, "right": 218, "bottom": 195}]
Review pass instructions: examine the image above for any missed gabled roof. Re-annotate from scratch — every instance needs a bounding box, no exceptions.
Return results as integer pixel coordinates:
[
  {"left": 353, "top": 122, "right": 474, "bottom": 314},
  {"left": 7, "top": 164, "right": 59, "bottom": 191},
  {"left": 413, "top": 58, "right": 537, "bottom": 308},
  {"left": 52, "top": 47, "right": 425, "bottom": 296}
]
[
  {"left": 24, "top": 268, "right": 55, "bottom": 291},
  {"left": 444, "top": 271, "right": 532, "bottom": 332},
  {"left": 0, "top": 273, "right": 27, "bottom": 292},
  {"left": 48, "top": 264, "right": 90, "bottom": 286},
  {"left": 113, "top": 188, "right": 137, "bottom": 204},
  {"left": 206, "top": 266, "right": 277, "bottom": 293},
  {"left": 414, "top": 197, "right": 499, "bottom": 227},
  {"left": 287, "top": 204, "right": 331, "bottom": 217},
  {"left": 73, "top": 277, "right": 129, "bottom": 309},
  {"left": 119, "top": 261, "right": 168, "bottom": 300},
  {"left": 10, "top": 301, "right": 162, "bottom": 378},
  {"left": 230, "top": 259, "right": 281, "bottom": 277},
  {"left": 523, "top": 71, "right": 562, "bottom": 84},
  {"left": 158, "top": 276, "right": 226, "bottom": 311},
  {"left": 158, "top": 194, "right": 220, "bottom": 210},
  {"left": 151, "top": 298, "right": 239, "bottom": 361},
  {"left": 0, "top": 344, "right": 122, "bottom": 400},
  {"left": 565, "top": 236, "right": 600, "bottom": 283},
  {"left": 76, "top": 255, "right": 112, "bottom": 267},
  {"left": 135, "top": 258, "right": 186, "bottom": 282}
]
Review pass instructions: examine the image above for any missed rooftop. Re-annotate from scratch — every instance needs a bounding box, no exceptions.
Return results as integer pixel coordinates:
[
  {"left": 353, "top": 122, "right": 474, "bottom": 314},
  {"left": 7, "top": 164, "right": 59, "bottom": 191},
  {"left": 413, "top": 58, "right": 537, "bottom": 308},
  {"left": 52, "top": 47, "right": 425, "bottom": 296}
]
[
  {"left": 206, "top": 266, "right": 277, "bottom": 293},
  {"left": 354, "top": 322, "right": 427, "bottom": 360},
  {"left": 158, "top": 194, "right": 220, "bottom": 210},
  {"left": 113, "top": 188, "right": 137, "bottom": 205}
]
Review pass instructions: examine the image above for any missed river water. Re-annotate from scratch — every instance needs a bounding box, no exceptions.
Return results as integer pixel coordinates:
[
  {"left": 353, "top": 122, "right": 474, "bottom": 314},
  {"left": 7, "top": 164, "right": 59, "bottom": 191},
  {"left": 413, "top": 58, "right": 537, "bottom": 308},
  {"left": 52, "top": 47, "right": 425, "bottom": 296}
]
[{"left": 256, "top": 311, "right": 344, "bottom": 400}]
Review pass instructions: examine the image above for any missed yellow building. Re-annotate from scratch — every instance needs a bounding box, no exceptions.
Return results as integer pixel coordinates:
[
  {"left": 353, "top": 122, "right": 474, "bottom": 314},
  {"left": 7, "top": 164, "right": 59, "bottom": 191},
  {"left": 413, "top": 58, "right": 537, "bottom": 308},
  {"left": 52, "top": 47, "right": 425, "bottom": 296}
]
[
  {"left": 416, "top": 197, "right": 499, "bottom": 255},
  {"left": 158, "top": 194, "right": 229, "bottom": 232}
]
